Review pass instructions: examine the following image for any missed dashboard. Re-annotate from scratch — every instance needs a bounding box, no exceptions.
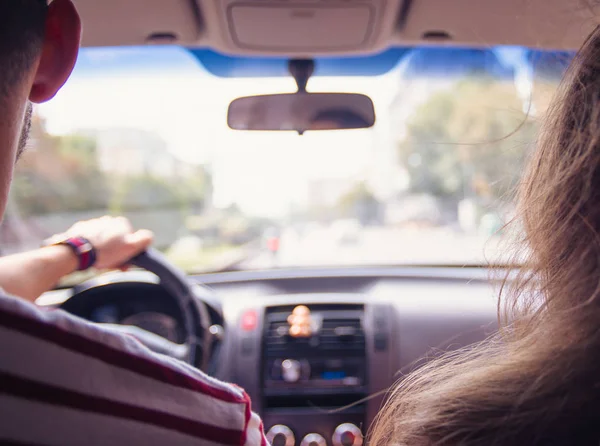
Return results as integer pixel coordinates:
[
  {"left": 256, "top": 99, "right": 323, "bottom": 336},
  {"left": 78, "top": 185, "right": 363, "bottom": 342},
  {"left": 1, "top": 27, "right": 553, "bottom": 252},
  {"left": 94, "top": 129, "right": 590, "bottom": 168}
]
[{"left": 44, "top": 266, "right": 499, "bottom": 446}]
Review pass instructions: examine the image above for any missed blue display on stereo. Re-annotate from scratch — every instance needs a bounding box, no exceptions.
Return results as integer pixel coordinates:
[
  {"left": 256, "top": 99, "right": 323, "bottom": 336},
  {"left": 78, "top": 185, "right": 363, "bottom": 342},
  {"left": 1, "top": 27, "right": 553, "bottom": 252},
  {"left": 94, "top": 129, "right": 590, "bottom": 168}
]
[{"left": 322, "top": 371, "right": 346, "bottom": 380}]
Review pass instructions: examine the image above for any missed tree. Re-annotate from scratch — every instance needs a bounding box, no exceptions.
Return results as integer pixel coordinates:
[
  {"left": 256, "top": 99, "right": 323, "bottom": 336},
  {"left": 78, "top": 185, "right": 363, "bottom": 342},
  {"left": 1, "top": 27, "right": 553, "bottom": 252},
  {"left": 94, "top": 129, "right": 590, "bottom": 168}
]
[
  {"left": 337, "top": 182, "right": 382, "bottom": 224},
  {"left": 109, "top": 175, "right": 184, "bottom": 213},
  {"left": 11, "top": 114, "right": 214, "bottom": 218},
  {"left": 171, "top": 166, "right": 212, "bottom": 214},
  {"left": 11, "top": 116, "right": 109, "bottom": 216},
  {"left": 396, "top": 77, "right": 542, "bottom": 203},
  {"left": 109, "top": 166, "right": 212, "bottom": 215}
]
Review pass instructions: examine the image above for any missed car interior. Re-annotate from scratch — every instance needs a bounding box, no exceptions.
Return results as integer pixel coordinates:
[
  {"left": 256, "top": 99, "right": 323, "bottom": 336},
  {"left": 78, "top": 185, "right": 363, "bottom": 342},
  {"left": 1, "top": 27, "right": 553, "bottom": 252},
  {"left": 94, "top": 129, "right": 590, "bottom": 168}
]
[{"left": 16, "top": 1, "right": 597, "bottom": 445}]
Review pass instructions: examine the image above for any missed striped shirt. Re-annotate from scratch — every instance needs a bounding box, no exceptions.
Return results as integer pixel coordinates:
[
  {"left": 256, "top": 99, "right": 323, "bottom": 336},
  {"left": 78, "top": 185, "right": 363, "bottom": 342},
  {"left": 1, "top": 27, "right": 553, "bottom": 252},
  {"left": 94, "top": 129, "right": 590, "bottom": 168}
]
[{"left": 0, "top": 292, "right": 269, "bottom": 446}]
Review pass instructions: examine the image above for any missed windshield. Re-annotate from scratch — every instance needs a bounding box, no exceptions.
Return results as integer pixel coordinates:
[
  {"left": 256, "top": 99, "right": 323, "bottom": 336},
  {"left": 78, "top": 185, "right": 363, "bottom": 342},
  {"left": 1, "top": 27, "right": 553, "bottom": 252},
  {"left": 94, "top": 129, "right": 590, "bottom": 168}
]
[{"left": 2, "top": 46, "right": 572, "bottom": 273}]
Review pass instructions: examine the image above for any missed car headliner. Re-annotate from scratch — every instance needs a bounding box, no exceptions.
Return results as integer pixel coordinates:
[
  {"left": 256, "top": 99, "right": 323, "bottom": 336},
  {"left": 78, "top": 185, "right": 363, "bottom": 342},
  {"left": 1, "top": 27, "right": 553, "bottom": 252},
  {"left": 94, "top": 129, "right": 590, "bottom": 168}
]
[{"left": 73, "top": 0, "right": 596, "bottom": 55}]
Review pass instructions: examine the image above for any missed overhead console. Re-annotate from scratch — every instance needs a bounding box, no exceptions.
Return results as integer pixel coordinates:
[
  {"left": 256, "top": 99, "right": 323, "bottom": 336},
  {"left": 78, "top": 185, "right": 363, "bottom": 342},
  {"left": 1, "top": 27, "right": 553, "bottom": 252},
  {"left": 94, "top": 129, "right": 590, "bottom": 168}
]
[{"left": 198, "top": 0, "right": 405, "bottom": 56}]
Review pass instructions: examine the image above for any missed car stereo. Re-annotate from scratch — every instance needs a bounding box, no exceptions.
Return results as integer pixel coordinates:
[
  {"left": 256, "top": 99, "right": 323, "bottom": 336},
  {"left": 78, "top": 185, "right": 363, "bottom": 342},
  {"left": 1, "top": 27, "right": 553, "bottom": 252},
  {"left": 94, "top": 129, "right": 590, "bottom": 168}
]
[
  {"left": 262, "top": 304, "right": 367, "bottom": 391},
  {"left": 261, "top": 304, "right": 368, "bottom": 446}
]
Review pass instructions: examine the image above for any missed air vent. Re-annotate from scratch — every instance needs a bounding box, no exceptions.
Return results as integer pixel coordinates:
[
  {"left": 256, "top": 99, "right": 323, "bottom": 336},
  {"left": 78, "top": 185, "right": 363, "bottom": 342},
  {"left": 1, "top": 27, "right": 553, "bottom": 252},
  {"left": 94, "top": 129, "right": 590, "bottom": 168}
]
[
  {"left": 319, "top": 318, "right": 365, "bottom": 350},
  {"left": 265, "top": 320, "right": 293, "bottom": 347},
  {"left": 264, "top": 305, "right": 365, "bottom": 355}
]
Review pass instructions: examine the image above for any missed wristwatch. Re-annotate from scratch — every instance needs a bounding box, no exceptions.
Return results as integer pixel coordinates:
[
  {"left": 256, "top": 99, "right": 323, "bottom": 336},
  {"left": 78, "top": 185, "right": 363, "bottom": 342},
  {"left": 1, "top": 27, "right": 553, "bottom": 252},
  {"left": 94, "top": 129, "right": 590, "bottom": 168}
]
[{"left": 46, "top": 236, "right": 97, "bottom": 271}]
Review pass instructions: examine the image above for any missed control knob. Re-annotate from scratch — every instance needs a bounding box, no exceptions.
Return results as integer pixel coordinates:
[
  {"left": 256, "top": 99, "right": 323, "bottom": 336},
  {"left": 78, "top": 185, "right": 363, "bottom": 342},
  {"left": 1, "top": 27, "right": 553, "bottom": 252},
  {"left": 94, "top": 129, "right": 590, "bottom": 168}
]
[
  {"left": 280, "top": 358, "right": 310, "bottom": 383},
  {"left": 281, "top": 359, "right": 301, "bottom": 383},
  {"left": 300, "top": 433, "right": 327, "bottom": 446},
  {"left": 266, "top": 425, "right": 295, "bottom": 446},
  {"left": 332, "top": 423, "right": 363, "bottom": 446}
]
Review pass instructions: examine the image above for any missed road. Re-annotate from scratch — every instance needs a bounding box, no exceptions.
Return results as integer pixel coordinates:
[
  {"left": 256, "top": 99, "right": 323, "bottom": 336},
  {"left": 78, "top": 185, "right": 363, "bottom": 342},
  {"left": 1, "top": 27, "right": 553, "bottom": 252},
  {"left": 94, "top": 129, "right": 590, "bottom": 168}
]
[{"left": 240, "top": 226, "right": 512, "bottom": 270}]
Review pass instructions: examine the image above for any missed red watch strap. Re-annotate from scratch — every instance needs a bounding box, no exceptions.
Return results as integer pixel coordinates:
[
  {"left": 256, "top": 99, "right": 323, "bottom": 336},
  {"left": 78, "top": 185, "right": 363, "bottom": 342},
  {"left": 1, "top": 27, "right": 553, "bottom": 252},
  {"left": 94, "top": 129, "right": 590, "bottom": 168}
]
[{"left": 58, "top": 237, "right": 97, "bottom": 271}]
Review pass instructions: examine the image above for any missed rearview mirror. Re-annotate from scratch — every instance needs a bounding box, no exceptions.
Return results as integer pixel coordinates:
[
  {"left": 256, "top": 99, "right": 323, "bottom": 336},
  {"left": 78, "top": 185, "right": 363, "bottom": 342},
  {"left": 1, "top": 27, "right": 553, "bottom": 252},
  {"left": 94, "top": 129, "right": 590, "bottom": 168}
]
[{"left": 227, "top": 92, "right": 375, "bottom": 134}]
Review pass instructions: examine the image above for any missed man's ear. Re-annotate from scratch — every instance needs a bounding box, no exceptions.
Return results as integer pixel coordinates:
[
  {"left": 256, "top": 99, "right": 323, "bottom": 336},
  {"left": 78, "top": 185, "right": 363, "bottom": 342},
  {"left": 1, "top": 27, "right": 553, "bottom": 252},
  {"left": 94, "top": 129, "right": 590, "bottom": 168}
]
[{"left": 29, "top": 0, "right": 81, "bottom": 104}]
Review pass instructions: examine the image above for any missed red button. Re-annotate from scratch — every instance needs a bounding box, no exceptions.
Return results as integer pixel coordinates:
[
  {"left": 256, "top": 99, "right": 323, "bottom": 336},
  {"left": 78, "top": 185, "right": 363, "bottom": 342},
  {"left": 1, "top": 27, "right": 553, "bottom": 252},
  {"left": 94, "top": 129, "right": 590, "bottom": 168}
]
[{"left": 241, "top": 310, "right": 258, "bottom": 331}]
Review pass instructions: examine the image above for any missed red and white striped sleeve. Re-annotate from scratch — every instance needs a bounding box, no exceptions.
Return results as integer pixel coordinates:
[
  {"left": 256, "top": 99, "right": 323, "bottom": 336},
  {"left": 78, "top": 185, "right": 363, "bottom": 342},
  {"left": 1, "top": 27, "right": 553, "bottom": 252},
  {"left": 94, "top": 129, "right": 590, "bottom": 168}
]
[{"left": 0, "top": 293, "right": 269, "bottom": 446}]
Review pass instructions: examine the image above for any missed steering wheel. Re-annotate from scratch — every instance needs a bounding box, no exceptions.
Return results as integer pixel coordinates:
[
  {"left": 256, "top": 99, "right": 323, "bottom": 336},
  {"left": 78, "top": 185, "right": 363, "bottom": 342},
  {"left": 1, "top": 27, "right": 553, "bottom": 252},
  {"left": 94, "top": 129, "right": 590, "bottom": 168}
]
[
  {"left": 62, "top": 248, "right": 212, "bottom": 367},
  {"left": 128, "top": 248, "right": 206, "bottom": 365}
]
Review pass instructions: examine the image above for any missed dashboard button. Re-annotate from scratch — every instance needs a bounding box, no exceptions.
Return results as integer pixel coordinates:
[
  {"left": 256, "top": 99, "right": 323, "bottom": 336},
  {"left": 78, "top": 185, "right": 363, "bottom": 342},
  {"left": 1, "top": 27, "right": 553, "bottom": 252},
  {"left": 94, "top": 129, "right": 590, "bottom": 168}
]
[
  {"left": 241, "top": 310, "right": 258, "bottom": 331},
  {"left": 266, "top": 425, "right": 295, "bottom": 446},
  {"left": 333, "top": 423, "right": 363, "bottom": 446},
  {"left": 301, "top": 433, "right": 327, "bottom": 446},
  {"left": 279, "top": 358, "right": 311, "bottom": 382},
  {"left": 282, "top": 359, "right": 301, "bottom": 382},
  {"left": 240, "top": 337, "right": 254, "bottom": 355},
  {"left": 374, "top": 333, "right": 388, "bottom": 351}
]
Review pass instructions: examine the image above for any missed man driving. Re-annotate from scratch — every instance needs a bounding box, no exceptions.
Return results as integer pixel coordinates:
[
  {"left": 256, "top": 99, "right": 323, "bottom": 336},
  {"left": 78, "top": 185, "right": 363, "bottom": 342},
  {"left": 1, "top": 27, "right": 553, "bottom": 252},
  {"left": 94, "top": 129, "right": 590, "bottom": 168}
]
[{"left": 0, "top": 1, "right": 267, "bottom": 444}]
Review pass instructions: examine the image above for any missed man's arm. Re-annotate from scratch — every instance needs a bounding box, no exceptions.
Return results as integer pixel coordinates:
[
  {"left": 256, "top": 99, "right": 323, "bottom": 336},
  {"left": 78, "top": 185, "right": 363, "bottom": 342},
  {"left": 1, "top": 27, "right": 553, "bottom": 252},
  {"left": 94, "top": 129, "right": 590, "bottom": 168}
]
[
  {"left": 0, "top": 285, "right": 269, "bottom": 445},
  {"left": 0, "top": 245, "right": 78, "bottom": 303},
  {"left": 0, "top": 216, "right": 153, "bottom": 303}
]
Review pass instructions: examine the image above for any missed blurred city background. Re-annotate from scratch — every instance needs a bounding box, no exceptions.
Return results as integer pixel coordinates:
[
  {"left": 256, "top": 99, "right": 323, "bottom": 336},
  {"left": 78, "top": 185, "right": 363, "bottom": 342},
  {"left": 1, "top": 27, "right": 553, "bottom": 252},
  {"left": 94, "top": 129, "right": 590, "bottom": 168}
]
[{"left": 0, "top": 46, "right": 570, "bottom": 275}]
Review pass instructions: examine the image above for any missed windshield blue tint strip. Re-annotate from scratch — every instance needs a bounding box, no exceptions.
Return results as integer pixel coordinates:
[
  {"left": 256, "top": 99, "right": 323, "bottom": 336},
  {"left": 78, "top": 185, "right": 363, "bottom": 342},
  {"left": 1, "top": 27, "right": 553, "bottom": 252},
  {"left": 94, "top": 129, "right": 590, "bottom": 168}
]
[
  {"left": 187, "top": 47, "right": 575, "bottom": 80},
  {"left": 70, "top": 46, "right": 575, "bottom": 81},
  {"left": 186, "top": 48, "right": 410, "bottom": 77}
]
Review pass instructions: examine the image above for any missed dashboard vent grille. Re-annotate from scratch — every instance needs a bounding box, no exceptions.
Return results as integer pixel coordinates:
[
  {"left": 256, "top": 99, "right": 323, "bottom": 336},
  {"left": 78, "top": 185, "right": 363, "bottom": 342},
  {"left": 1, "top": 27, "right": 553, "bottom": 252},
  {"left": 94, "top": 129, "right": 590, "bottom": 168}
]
[
  {"left": 264, "top": 305, "right": 365, "bottom": 355},
  {"left": 266, "top": 320, "right": 293, "bottom": 346},
  {"left": 319, "top": 318, "right": 365, "bottom": 349}
]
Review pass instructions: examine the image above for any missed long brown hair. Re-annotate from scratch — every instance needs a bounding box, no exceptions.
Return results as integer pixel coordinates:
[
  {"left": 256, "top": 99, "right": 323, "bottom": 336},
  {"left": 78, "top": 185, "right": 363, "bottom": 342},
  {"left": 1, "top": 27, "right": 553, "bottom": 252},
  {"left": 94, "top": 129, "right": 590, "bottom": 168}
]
[{"left": 369, "top": 26, "right": 600, "bottom": 446}]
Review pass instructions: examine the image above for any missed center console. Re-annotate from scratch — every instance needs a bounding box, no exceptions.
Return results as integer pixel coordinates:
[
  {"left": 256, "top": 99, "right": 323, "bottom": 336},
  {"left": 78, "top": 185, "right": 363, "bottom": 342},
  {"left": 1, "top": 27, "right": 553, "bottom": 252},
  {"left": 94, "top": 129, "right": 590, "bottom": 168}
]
[
  {"left": 263, "top": 304, "right": 369, "bottom": 446},
  {"left": 229, "top": 298, "right": 395, "bottom": 446}
]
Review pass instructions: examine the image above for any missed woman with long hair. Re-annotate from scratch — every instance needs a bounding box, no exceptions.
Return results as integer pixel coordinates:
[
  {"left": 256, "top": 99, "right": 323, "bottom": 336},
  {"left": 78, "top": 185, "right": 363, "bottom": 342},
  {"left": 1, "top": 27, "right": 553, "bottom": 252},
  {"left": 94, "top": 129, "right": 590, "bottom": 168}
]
[{"left": 369, "top": 25, "right": 600, "bottom": 446}]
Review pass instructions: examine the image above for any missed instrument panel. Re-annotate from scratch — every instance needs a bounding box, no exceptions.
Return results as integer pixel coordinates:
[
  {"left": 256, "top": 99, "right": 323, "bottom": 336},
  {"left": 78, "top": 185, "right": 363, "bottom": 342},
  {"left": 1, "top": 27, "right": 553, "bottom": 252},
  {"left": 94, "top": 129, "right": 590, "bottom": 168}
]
[
  {"left": 202, "top": 266, "right": 498, "bottom": 445},
  {"left": 48, "top": 266, "right": 499, "bottom": 445},
  {"left": 64, "top": 282, "right": 186, "bottom": 345}
]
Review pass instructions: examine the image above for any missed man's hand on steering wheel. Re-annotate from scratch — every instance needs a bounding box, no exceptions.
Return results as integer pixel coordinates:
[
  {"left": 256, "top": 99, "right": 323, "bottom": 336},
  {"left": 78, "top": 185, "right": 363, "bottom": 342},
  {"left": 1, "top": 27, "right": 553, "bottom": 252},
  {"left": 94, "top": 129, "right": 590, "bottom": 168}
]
[
  {"left": 47, "top": 216, "right": 154, "bottom": 271},
  {"left": 0, "top": 217, "right": 153, "bottom": 303}
]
